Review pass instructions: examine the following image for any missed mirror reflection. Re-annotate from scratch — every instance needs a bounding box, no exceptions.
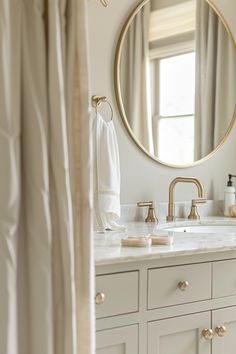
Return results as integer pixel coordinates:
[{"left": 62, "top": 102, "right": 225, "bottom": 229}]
[{"left": 118, "top": 0, "right": 236, "bottom": 166}]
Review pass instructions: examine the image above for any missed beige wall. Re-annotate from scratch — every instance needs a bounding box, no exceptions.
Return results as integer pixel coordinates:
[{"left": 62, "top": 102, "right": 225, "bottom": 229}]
[{"left": 88, "top": 0, "right": 236, "bottom": 204}]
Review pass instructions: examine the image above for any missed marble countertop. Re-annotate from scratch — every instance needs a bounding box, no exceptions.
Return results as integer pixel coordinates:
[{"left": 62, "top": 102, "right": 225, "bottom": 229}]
[{"left": 94, "top": 217, "right": 236, "bottom": 266}]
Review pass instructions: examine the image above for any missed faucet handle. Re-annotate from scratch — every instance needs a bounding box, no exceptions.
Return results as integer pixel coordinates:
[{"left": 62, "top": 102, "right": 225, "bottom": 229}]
[
  {"left": 192, "top": 198, "right": 207, "bottom": 206},
  {"left": 137, "top": 201, "right": 158, "bottom": 223},
  {"left": 188, "top": 198, "right": 207, "bottom": 220}
]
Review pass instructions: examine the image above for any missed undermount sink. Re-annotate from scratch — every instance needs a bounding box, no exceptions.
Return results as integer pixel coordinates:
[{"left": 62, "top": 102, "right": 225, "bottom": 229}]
[{"left": 161, "top": 221, "right": 236, "bottom": 235}]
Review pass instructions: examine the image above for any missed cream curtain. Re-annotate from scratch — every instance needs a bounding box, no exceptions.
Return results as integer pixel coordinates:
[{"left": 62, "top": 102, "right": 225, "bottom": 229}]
[
  {"left": 0, "top": 1, "right": 94, "bottom": 354},
  {"left": 120, "top": 3, "right": 154, "bottom": 154},
  {"left": 195, "top": 0, "right": 236, "bottom": 159}
]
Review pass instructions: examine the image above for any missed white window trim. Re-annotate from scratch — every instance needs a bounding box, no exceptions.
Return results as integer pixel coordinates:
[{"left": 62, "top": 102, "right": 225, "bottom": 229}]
[{"left": 149, "top": 40, "right": 195, "bottom": 60}]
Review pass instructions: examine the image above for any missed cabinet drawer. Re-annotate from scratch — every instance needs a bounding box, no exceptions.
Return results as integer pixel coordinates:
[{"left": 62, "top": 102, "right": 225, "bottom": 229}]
[
  {"left": 96, "top": 271, "right": 139, "bottom": 319},
  {"left": 148, "top": 263, "right": 211, "bottom": 309},
  {"left": 213, "top": 259, "right": 236, "bottom": 298}
]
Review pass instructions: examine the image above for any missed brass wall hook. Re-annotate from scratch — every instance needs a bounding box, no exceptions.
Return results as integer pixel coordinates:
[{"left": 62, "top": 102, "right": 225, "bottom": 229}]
[
  {"left": 92, "top": 95, "right": 114, "bottom": 121},
  {"left": 92, "top": 95, "right": 107, "bottom": 108}
]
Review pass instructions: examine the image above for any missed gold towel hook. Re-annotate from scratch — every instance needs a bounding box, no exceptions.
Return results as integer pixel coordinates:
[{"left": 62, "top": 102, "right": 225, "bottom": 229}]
[
  {"left": 92, "top": 95, "right": 113, "bottom": 121},
  {"left": 100, "top": 0, "right": 108, "bottom": 7}
]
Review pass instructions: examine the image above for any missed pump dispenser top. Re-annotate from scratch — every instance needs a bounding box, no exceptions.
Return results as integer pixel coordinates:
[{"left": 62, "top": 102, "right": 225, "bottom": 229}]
[
  {"left": 227, "top": 174, "right": 236, "bottom": 186},
  {"left": 224, "top": 174, "right": 236, "bottom": 216}
]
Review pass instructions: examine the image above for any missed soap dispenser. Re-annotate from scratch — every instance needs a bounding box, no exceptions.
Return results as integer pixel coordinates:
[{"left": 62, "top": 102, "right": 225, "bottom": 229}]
[{"left": 224, "top": 174, "right": 236, "bottom": 216}]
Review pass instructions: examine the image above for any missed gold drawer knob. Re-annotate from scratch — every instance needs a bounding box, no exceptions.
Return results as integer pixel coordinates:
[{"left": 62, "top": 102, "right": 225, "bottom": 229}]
[
  {"left": 215, "top": 325, "right": 227, "bottom": 337},
  {"left": 202, "top": 329, "right": 214, "bottom": 340},
  {"left": 178, "top": 280, "right": 189, "bottom": 291},
  {"left": 95, "top": 292, "right": 105, "bottom": 305}
]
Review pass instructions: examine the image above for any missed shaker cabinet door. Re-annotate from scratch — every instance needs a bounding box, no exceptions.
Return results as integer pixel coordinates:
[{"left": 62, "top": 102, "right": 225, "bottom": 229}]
[
  {"left": 148, "top": 312, "right": 211, "bottom": 354},
  {"left": 96, "top": 325, "right": 138, "bottom": 354},
  {"left": 212, "top": 306, "right": 236, "bottom": 354}
]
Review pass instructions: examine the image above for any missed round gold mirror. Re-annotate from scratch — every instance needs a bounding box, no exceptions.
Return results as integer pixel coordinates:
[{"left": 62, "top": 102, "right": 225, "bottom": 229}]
[{"left": 115, "top": 0, "right": 236, "bottom": 168}]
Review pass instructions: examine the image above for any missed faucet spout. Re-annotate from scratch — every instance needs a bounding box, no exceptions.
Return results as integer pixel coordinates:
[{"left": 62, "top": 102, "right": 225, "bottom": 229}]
[{"left": 167, "top": 177, "right": 205, "bottom": 222}]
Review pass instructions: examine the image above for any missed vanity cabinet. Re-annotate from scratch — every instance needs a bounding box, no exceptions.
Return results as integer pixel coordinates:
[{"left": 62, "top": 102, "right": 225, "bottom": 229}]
[{"left": 96, "top": 255, "right": 236, "bottom": 354}]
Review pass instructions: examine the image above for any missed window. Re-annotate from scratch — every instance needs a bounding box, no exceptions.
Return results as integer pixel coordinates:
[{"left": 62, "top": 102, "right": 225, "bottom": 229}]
[
  {"left": 153, "top": 52, "right": 195, "bottom": 165},
  {"left": 149, "top": 0, "right": 196, "bottom": 165}
]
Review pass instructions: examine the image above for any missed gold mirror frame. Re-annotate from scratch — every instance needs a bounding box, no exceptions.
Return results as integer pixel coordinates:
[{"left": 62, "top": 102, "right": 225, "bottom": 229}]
[{"left": 114, "top": 0, "right": 236, "bottom": 168}]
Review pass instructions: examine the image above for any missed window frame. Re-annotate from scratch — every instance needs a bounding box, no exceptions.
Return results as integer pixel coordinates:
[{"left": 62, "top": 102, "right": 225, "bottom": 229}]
[{"left": 150, "top": 49, "right": 196, "bottom": 163}]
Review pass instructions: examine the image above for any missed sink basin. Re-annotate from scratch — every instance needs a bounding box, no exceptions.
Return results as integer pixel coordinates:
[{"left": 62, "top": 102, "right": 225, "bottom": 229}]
[{"left": 159, "top": 221, "right": 236, "bottom": 235}]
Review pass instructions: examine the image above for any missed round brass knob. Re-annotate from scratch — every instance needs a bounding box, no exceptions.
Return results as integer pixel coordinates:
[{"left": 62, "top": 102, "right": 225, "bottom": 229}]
[
  {"left": 202, "top": 329, "right": 214, "bottom": 340},
  {"left": 215, "top": 325, "right": 227, "bottom": 337},
  {"left": 95, "top": 292, "right": 105, "bottom": 305},
  {"left": 178, "top": 280, "right": 189, "bottom": 291}
]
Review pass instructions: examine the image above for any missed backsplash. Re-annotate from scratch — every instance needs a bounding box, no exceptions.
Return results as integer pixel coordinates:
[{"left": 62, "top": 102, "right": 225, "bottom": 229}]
[{"left": 120, "top": 200, "right": 224, "bottom": 222}]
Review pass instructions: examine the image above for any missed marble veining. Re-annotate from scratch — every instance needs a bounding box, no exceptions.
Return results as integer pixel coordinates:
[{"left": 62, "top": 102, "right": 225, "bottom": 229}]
[{"left": 94, "top": 217, "right": 236, "bottom": 266}]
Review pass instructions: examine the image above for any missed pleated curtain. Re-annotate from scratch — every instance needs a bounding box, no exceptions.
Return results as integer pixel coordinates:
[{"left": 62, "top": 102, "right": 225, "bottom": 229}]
[
  {"left": 0, "top": 0, "right": 94, "bottom": 353},
  {"left": 120, "top": 2, "right": 154, "bottom": 154},
  {"left": 195, "top": 0, "right": 236, "bottom": 159}
]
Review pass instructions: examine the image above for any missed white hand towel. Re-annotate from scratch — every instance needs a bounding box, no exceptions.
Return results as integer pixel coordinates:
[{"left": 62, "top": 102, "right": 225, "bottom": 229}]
[{"left": 93, "top": 113, "right": 126, "bottom": 232}]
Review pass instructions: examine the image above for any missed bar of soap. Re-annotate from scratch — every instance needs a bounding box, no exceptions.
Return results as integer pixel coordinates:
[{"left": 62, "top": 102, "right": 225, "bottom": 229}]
[
  {"left": 121, "top": 237, "right": 152, "bottom": 248},
  {"left": 148, "top": 231, "right": 174, "bottom": 245},
  {"left": 149, "top": 235, "right": 173, "bottom": 245}
]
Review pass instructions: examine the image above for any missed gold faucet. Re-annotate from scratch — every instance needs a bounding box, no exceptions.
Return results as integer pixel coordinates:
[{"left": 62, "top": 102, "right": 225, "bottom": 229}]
[{"left": 167, "top": 177, "right": 206, "bottom": 222}]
